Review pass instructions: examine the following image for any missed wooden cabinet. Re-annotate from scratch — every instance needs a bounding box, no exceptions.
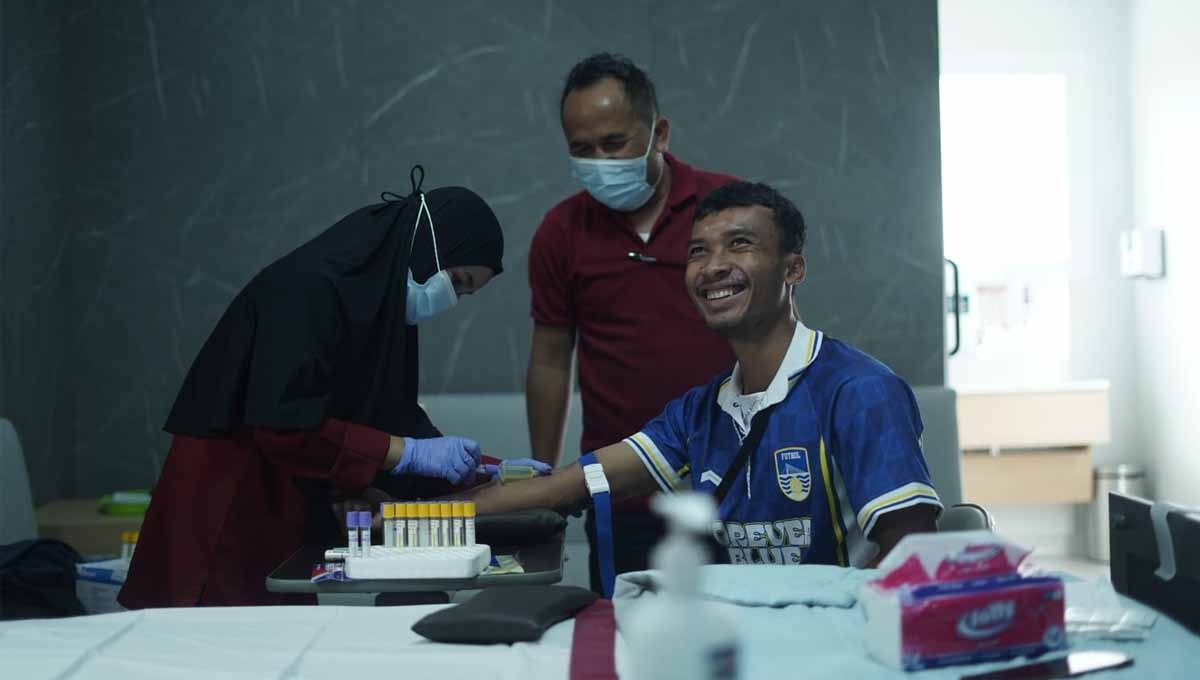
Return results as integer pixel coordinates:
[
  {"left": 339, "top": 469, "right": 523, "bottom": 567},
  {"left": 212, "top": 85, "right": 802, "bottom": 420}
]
[
  {"left": 36, "top": 499, "right": 143, "bottom": 558},
  {"left": 958, "top": 382, "right": 1110, "bottom": 504}
]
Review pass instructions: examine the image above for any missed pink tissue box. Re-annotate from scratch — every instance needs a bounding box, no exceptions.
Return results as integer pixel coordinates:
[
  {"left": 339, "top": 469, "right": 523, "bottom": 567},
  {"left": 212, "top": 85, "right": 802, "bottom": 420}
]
[{"left": 860, "top": 533, "right": 1066, "bottom": 671}]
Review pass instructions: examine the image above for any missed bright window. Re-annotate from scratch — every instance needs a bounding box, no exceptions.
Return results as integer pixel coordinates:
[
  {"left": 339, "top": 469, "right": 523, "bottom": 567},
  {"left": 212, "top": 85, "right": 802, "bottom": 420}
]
[{"left": 941, "top": 74, "right": 1072, "bottom": 386}]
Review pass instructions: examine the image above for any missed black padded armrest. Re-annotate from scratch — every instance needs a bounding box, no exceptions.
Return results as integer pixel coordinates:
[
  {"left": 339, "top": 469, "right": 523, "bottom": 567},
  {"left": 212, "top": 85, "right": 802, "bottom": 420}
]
[
  {"left": 412, "top": 585, "right": 597, "bottom": 644},
  {"left": 475, "top": 509, "right": 566, "bottom": 544}
]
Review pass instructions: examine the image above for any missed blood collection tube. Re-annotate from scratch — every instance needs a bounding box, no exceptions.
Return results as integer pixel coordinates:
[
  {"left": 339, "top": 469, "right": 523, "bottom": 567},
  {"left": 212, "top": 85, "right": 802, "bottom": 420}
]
[
  {"left": 358, "top": 510, "right": 372, "bottom": 557},
  {"left": 451, "top": 502, "right": 464, "bottom": 547},
  {"left": 498, "top": 460, "right": 540, "bottom": 483},
  {"left": 432, "top": 502, "right": 445, "bottom": 547},
  {"left": 429, "top": 503, "right": 440, "bottom": 546},
  {"left": 417, "top": 503, "right": 430, "bottom": 547},
  {"left": 398, "top": 503, "right": 408, "bottom": 547},
  {"left": 347, "top": 511, "right": 360, "bottom": 557},
  {"left": 435, "top": 503, "right": 445, "bottom": 545},
  {"left": 406, "top": 503, "right": 419, "bottom": 548},
  {"left": 428, "top": 503, "right": 438, "bottom": 546},
  {"left": 382, "top": 502, "right": 396, "bottom": 548},
  {"left": 464, "top": 501, "right": 477, "bottom": 545},
  {"left": 439, "top": 502, "right": 452, "bottom": 546},
  {"left": 394, "top": 503, "right": 407, "bottom": 548}
]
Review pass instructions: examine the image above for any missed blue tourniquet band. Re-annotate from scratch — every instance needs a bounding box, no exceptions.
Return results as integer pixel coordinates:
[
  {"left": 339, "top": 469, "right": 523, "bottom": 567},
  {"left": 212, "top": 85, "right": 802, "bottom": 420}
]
[{"left": 580, "top": 452, "right": 615, "bottom": 598}]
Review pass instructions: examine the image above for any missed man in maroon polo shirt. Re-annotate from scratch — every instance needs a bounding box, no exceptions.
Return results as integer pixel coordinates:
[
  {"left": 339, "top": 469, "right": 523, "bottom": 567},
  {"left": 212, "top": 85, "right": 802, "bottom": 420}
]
[{"left": 526, "top": 53, "right": 737, "bottom": 592}]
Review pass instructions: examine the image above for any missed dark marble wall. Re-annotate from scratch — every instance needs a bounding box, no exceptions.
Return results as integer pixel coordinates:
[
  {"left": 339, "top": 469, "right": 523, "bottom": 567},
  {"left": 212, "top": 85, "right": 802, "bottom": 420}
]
[
  {"left": 0, "top": 0, "right": 72, "bottom": 503},
  {"left": 6, "top": 0, "right": 943, "bottom": 500}
]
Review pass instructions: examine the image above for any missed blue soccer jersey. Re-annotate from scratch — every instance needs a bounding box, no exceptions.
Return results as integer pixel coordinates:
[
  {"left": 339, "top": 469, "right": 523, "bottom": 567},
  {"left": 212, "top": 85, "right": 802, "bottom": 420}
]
[{"left": 624, "top": 323, "right": 942, "bottom": 567}]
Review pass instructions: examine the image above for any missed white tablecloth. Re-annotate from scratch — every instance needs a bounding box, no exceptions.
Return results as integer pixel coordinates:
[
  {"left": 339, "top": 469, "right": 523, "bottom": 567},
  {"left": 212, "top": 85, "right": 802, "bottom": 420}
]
[
  {"left": 0, "top": 605, "right": 574, "bottom": 680},
  {"left": 2, "top": 566, "right": 1197, "bottom": 679}
]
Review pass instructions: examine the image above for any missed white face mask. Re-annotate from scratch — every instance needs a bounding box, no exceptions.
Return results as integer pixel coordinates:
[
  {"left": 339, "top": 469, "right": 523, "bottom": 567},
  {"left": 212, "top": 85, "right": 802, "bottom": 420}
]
[
  {"left": 568, "top": 120, "right": 661, "bottom": 212},
  {"left": 405, "top": 193, "right": 458, "bottom": 325}
]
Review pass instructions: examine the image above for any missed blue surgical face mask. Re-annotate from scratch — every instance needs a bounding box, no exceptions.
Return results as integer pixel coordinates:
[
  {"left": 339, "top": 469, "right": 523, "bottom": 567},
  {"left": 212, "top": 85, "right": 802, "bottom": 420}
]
[
  {"left": 569, "top": 120, "right": 661, "bottom": 212},
  {"left": 406, "top": 269, "right": 457, "bottom": 325},
  {"left": 405, "top": 193, "right": 459, "bottom": 325}
]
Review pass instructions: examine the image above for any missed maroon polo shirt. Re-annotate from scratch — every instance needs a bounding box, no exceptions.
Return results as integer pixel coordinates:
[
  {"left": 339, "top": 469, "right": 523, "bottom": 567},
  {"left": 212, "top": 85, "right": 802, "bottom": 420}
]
[{"left": 529, "top": 154, "right": 737, "bottom": 511}]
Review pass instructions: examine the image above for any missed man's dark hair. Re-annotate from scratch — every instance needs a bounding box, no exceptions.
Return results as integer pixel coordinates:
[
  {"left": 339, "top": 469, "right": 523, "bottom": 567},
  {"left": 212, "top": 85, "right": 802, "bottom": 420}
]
[
  {"left": 694, "top": 182, "right": 807, "bottom": 255},
  {"left": 560, "top": 53, "right": 659, "bottom": 126}
]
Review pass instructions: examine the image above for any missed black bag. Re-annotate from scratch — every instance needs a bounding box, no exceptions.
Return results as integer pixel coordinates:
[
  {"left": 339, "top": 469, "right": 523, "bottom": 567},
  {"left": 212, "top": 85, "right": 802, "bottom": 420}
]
[
  {"left": 475, "top": 509, "right": 567, "bottom": 545},
  {"left": 412, "top": 585, "right": 597, "bottom": 644},
  {"left": 0, "top": 539, "right": 85, "bottom": 620}
]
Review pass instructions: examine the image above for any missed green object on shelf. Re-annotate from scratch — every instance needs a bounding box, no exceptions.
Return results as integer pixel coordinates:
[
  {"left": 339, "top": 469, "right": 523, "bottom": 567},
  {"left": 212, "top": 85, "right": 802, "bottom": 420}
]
[{"left": 98, "top": 490, "right": 151, "bottom": 516}]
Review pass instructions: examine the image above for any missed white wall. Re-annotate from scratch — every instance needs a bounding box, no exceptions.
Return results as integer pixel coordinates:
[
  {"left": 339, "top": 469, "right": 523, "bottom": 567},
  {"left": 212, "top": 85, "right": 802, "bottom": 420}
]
[
  {"left": 1129, "top": 0, "right": 1200, "bottom": 507},
  {"left": 940, "top": 0, "right": 1139, "bottom": 554}
]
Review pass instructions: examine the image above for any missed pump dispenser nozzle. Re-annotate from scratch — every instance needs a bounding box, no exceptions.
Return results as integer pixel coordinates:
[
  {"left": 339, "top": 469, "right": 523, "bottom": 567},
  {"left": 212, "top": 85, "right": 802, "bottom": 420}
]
[{"left": 650, "top": 493, "right": 718, "bottom": 596}]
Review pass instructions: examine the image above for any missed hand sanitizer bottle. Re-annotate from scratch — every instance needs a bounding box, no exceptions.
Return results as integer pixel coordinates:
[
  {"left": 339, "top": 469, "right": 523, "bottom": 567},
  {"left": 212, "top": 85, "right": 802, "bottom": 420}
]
[{"left": 624, "top": 492, "right": 739, "bottom": 680}]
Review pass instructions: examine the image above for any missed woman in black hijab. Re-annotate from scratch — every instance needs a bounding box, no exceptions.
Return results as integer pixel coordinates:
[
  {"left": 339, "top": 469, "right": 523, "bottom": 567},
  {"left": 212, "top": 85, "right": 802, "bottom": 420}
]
[{"left": 121, "top": 168, "right": 506, "bottom": 608}]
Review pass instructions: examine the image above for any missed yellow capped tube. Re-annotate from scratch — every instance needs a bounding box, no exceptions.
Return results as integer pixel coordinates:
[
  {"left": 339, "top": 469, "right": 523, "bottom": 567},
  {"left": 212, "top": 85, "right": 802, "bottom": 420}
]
[
  {"left": 451, "top": 502, "right": 465, "bottom": 547},
  {"left": 430, "top": 501, "right": 444, "bottom": 547},
  {"left": 405, "top": 503, "right": 418, "bottom": 548},
  {"left": 382, "top": 502, "right": 396, "bottom": 548},
  {"left": 398, "top": 503, "right": 412, "bottom": 551},
  {"left": 434, "top": 503, "right": 448, "bottom": 551},
  {"left": 464, "top": 501, "right": 477, "bottom": 545},
  {"left": 417, "top": 503, "right": 431, "bottom": 547}
]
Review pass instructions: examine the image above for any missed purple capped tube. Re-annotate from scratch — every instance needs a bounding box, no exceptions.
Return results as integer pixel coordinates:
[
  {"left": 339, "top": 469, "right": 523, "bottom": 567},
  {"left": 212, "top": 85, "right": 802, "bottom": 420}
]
[
  {"left": 347, "top": 511, "right": 360, "bottom": 558},
  {"left": 358, "top": 510, "right": 373, "bottom": 557}
]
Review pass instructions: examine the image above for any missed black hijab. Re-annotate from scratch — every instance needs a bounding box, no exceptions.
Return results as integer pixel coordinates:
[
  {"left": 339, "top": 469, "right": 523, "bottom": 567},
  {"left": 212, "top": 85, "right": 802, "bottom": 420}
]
[{"left": 165, "top": 167, "right": 504, "bottom": 438}]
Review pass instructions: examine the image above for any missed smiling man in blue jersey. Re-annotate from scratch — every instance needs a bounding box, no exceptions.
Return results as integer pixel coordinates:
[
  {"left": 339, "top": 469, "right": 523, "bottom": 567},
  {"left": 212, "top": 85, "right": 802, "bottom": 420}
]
[{"left": 473, "top": 181, "right": 941, "bottom": 568}]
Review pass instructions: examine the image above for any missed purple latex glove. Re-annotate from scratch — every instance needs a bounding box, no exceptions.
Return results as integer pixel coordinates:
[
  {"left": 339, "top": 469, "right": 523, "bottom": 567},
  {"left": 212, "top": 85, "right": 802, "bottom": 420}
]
[
  {"left": 478, "top": 458, "right": 553, "bottom": 482},
  {"left": 390, "top": 436, "right": 481, "bottom": 485}
]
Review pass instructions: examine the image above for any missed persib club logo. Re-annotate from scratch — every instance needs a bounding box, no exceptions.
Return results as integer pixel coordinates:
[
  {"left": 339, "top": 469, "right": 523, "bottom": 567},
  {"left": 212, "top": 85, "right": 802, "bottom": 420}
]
[{"left": 774, "top": 447, "right": 812, "bottom": 502}]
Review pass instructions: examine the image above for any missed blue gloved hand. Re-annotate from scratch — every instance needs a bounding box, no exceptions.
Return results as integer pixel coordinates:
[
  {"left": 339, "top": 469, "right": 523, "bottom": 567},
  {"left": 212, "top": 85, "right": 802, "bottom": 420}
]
[
  {"left": 478, "top": 458, "right": 553, "bottom": 483},
  {"left": 390, "top": 436, "right": 481, "bottom": 485}
]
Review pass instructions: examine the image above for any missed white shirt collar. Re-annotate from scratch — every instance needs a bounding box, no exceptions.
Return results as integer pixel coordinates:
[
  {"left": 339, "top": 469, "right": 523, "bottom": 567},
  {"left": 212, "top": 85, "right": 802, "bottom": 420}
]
[{"left": 717, "top": 321, "right": 823, "bottom": 435}]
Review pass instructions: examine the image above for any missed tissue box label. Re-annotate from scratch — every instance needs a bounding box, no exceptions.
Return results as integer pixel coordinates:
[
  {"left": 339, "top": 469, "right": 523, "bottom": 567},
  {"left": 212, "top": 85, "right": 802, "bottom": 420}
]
[
  {"left": 899, "top": 576, "right": 1065, "bottom": 669},
  {"left": 957, "top": 600, "right": 1015, "bottom": 639}
]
